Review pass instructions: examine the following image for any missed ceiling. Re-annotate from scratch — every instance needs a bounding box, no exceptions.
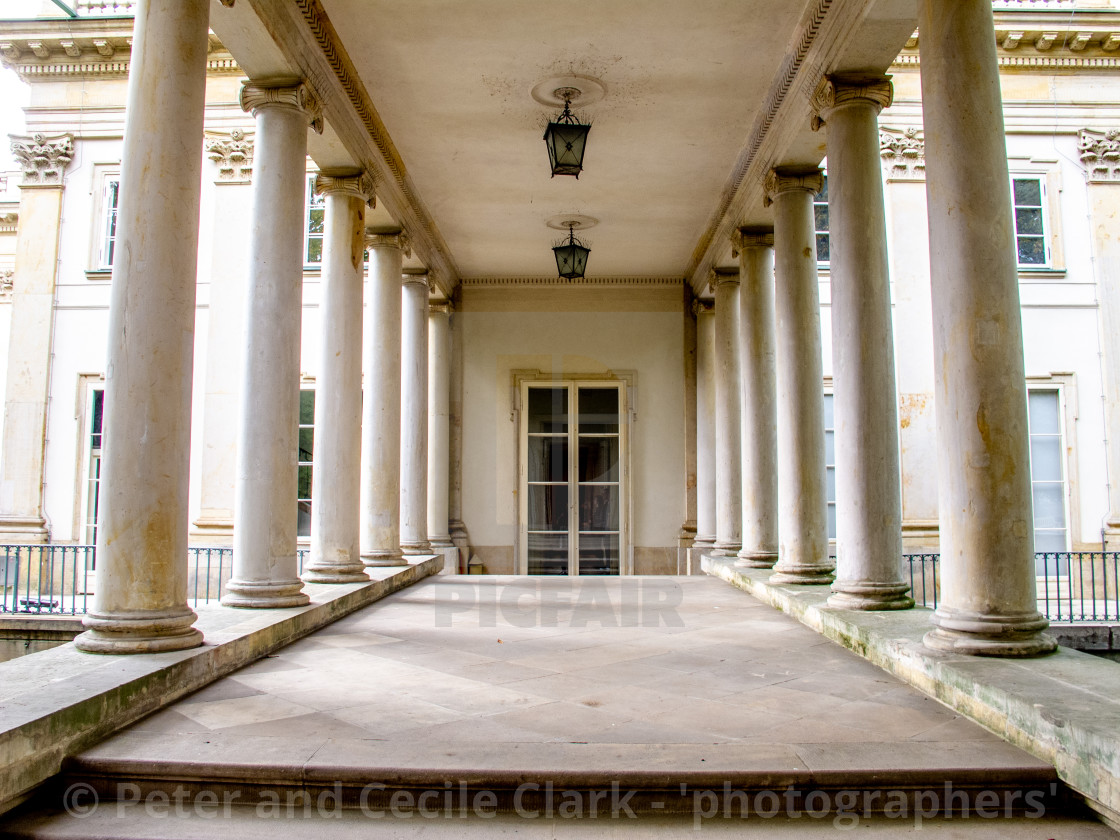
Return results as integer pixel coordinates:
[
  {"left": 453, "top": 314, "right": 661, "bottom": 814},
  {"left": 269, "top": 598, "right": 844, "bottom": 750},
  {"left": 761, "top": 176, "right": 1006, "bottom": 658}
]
[{"left": 210, "top": 0, "right": 919, "bottom": 293}]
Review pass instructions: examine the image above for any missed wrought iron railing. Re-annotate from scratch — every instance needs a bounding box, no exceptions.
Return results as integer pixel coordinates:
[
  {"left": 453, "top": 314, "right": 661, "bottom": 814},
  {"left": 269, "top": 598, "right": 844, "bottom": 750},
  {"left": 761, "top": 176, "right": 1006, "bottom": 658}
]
[
  {"left": 903, "top": 551, "right": 1120, "bottom": 623},
  {"left": 0, "top": 545, "right": 308, "bottom": 615}
]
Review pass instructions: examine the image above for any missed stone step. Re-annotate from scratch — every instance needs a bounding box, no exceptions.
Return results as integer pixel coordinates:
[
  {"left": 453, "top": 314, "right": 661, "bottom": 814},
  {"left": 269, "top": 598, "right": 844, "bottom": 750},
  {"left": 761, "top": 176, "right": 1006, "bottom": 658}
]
[{"left": 2, "top": 801, "right": 1116, "bottom": 839}]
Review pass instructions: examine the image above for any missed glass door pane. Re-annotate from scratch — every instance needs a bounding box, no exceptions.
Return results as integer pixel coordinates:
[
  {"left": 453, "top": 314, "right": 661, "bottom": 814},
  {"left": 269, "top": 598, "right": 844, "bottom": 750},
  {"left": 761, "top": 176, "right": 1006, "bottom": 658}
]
[
  {"left": 577, "top": 388, "right": 620, "bottom": 575},
  {"left": 527, "top": 386, "right": 570, "bottom": 574}
]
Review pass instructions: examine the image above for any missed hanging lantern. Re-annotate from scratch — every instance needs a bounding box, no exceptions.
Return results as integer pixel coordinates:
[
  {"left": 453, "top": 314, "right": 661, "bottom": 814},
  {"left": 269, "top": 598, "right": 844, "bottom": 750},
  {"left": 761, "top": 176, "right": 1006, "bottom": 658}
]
[
  {"left": 553, "top": 223, "right": 591, "bottom": 279},
  {"left": 543, "top": 88, "right": 591, "bottom": 178}
]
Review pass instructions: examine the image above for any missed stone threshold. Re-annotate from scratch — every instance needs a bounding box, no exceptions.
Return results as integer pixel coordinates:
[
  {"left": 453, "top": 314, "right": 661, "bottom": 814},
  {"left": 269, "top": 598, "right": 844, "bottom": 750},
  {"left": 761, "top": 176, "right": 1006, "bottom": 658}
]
[
  {"left": 702, "top": 555, "right": 1120, "bottom": 829},
  {"left": 0, "top": 556, "right": 442, "bottom": 815}
]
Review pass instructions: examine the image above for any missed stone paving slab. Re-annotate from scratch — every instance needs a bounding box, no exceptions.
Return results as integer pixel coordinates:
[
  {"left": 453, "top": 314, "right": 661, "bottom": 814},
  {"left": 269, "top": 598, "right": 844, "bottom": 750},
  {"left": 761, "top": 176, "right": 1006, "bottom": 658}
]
[
  {"left": 703, "top": 555, "right": 1120, "bottom": 828},
  {"left": 0, "top": 558, "right": 442, "bottom": 814}
]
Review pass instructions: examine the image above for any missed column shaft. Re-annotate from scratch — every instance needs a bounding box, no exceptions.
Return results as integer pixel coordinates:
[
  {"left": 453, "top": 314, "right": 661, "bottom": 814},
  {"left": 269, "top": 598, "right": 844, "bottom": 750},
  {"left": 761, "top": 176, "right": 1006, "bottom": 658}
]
[
  {"left": 303, "top": 175, "right": 371, "bottom": 583},
  {"left": 735, "top": 231, "right": 779, "bottom": 568},
  {"left": 711, "top": 272, "right": 742, "bottom": 555},
  {"left": 813, "top": 76, "right": 912, "bottom": 610},
  {"left": 224, "top": 82, "right": 319, "bottom": 608},
  {"left": 694, "top": 303, "right": 717, "bottom": 549},
  {"left": 918, "top": 0, "right": 1054, "bottom": 654},
  {"left": 767, "top": 169, "right": 834, "bottom": 585},
  {"left": 428, "top": 304, "right": 452, "bottom": 548},
  {"left": 400, "top": 274, "right": 431, "bottom": 554},
  {"left": 361, "top": 234, "right": 407, "bottom": 565},
  {"left": 75, "top": 0, "right": 210, "bottom": 652}
]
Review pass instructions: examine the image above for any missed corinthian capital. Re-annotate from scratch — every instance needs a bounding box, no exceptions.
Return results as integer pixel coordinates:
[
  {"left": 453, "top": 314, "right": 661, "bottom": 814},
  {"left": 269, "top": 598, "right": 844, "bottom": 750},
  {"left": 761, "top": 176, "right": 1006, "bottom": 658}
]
[
  {"left": 366, "top": 230, "right": 411, "bottom": 257},
  {"left": 240, "top": 81, "right": 324, "bottom": 134},
  {"left": 314, "top": 171, "right": 376, "bottom": 206},
  {"left": 810, "top": 74, "right": 893, "bottom": 130},
  {"left": 10, "top": 133, "right": 74, "bottom": 186},
  {"left": 763, "top": 167, "right": 823, "bottom": 207},
  {"left": 204, "top": 129, "right": 254, "bottom": 183},
  {"left": 730, "top": 227, "right": 774, "bottom": 257},
  {"left": 707, "top": 267, "right": 739, "bottom": 293},
  {"left": 1079, "top": 128, "right": 1120, "bottom": 183}
]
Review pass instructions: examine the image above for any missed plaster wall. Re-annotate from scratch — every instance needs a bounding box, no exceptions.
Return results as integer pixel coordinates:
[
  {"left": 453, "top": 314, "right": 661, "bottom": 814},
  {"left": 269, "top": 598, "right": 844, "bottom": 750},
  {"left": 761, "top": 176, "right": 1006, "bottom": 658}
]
[{"left": 459, "top": 285, "right": 686, "bottom": 574}]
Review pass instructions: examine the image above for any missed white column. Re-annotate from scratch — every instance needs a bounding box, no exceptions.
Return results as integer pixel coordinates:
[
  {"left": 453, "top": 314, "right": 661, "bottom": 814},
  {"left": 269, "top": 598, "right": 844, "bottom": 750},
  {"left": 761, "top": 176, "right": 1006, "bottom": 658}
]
[
  {"left": 428, "top": 301, "right": 453, "bottom": 548},
  {"left": 694, "top": 301, "right": 717, "bottom": 550},
  {"left": 362, "top": 232, "right": 409, "bottom": 566},
  {"left": 918, "top": 0, "right": 1054, "bottom": 654},
  {"left": 302, "top": 173, "right": 372, "bottom": 584},
  {"left": 223, "top": 81, "right": 321, "bottom": 609},
  {"left": 711, "top": 269, "right": 742, "bottom": 555},
  {"left": 812, "top": 75, "right": 913, "bottom": 610},
  {"left": 767, "top": 168, "right": 835, "bottom": 585},
  {"left": 733, "top": 229, "right": 779, "bottom": 569},
  {"left": 75, "top": 0, "right": 210, "bottom": 653},
  {"left": 400, "top": 272, "right": 431, "bottom": 554}
]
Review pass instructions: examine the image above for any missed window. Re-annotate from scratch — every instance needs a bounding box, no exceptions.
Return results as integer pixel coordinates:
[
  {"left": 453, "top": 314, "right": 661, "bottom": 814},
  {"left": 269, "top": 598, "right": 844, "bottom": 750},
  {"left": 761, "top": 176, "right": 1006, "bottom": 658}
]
[
  {"left": 298, "top": 389, "right": 315, "bottom": 537},
  {"left": 823, "top": 392, "right": 836, "bottom": 541},
  {"left": 520, "top": 382, "right": 626, "bottom": 575},
  {"left": 97, "top": 176, "right": 120, "bottom": 270},
  {"left": 304, "top": 174, "right": 324, "bottom": 266},
  {"left": 83, "top": 387, "right": 104, "bottom": 545},
  {"left": 814, "top": 176, "right": 829, "bottom": 264},
  {"left": 1027, "top": 389, "right": 1068, "bottom": 556},
  {"left": 1012, "top": 176, "right": 1048, "bottom": 267}
]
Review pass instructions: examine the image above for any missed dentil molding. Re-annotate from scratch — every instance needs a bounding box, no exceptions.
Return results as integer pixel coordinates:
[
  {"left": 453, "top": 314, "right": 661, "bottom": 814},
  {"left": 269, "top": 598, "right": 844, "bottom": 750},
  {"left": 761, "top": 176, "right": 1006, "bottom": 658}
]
[{"left": 10, "top": 133, "right": 74, "bottom": 186}]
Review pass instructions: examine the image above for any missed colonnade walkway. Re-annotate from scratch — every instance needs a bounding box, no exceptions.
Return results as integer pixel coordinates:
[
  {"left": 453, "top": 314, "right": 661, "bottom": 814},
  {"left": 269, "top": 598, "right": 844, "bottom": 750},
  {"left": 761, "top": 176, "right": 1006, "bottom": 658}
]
[{"left": 2, "top": 576, "right": 1116, "bottom": 836}]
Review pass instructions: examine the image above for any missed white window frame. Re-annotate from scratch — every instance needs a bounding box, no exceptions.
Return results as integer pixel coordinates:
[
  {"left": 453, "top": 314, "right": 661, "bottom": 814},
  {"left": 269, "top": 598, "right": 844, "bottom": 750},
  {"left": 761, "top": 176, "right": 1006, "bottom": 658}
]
[
  {"left": 814, "top": 174, "right": 829, "bottom": 268},
  {"left": 88, "top": 166, "right": 121, "bottom": 275},
  {"left": 1026, "top": 375, "right": 1079, "bottom": 559},
  {"left": 74, "top": 375, "right": 105, "bottom": 547},
  {"left": 298, "top": 386, "right": 315, "bottom": 540},
  {"left": 513, "top": 372, "right": 633, "bottom": 576},
  {"left": 303, "top": 172, "right": 324, "bottom": 269},
  {"left": 1011, "top": 174, "right": 1051, "bottom": 269},
  {"left": 822, "top": 383, "right": 836, "bottom": 545}
]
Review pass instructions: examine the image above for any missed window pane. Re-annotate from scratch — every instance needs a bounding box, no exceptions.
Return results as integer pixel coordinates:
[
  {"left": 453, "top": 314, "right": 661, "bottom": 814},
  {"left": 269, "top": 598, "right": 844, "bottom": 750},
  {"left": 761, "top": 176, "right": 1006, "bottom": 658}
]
[
  {"left": 824, "top": 430, "right": 834, "bottom": 465},
  {"left": 578, "top": 533, "right": 619, "bottom": 576},
  {"left": 306, "top": 237, "right": 323, "bottom": 264},
  {"left": 1032, "top": 483, "right": 1065, "bottom": 530},
  {"left": 827, "top": 502, "right": 836, "bottom": 541},
  {"left": 1015, "top": 207, "right": 1043, "bottom": 236},
  {"left": 813, "top": 204, "right": 829, "bottom": 233},
  {"left": 1013, "top": 178, "right": 1042, "bottom": 206},
  {"left": 299, "top": 427, "right": 315, "bottom": 462},
  {"left": 300, "top": 390, "right": 316, "bottom": 424},
  {"left": 308, "top": 207, "right": 324, "bottom": 234},
  {"left": 298, "top": 465, "right": 313, "bottom": 500},
  {"left": 822, "top": 394, "right": 833, "bottom": 427},
  {"left": 825, "top": 466, "right": 835, "bottom": 500},
  {"left": 1017, "top": 237, "right": 1045, "bottom": 265},
  {"left": 816, "top": 177, "right": 828, "bottom": 201},
  {"left": 1034, "top": 531, "right": 1067, "bottom": 554},
  {"left": 528, "top": 436, "right": 567, "bottom": 482},
  {"left": 815, "top": 233, "right": 830, "bottom": 263},
  {"left": 528, "top": 387, "right": 567, "bottom": 433},
  {"left": 1028, "top": 391, "right": 1060, "bottom": 434},
  {"left": 528, "top": 532, "right": 568, "bottom": 575},
  {"left": 578, "top": 388, "right": 619, "bottom": 433},
  {"left": 579, "top": 437, "right": 619, "bottom": 482},
  {"left": 1029, "top": 437, "right": 1061, "bottom": 481},
  {"left": 297, "top": 501, "right": 312, "bottom": 538},
  {"left": 579, "top": 485, "right": 619, "bottom": 531},
  {"left": 528, "top": 484, "right": 568, "bottom": 530}
]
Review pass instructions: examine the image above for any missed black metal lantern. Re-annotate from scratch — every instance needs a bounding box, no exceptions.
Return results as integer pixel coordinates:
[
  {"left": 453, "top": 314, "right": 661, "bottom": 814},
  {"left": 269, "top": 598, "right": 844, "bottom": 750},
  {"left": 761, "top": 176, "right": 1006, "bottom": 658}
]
[
  {"left": 543, "top": 89, "right": 590, "bottom": 178},
  {"left": 553, "top": 223, "right": 591, "bottom": 279}
]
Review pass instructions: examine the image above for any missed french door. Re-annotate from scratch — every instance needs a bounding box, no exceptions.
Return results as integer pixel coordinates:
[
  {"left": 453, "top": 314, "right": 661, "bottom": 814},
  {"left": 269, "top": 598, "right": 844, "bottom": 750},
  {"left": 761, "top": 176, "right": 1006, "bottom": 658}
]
[{"left": 520, "top": 382, "right": 627, "bottom": 575}]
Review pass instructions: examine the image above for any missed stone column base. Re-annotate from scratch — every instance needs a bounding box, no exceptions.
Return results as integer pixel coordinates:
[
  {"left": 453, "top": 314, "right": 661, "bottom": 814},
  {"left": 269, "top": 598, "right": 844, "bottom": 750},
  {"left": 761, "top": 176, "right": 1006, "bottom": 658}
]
[
  {"left": 710, "top": 541, "right": 741, "bottom": 557},
  {"left": 401, "top": 540, "right": 433, "bottom": 555},
  {"left": 770, "top": 562, "right": 835, "bottom": 585},
  {"left": 75, "top": 607, "right": 203, "bottom": 654},
  {"left": 301, "top": 561, "right": 370, "bottom": 584},
  {"left": 363, "top": 550, "right": 408, "bottom": 567},
  {"left": 221, "top": 578, "right": 310, "bottom": 608},
  {"left": 924, "top": 606, "right": 1056, "bottom": 656},
  {"left": 827, "top": 579, "right": 914, "bottom": 610},
  {"left": 735, "top": 549, "right": 777, "bottom": 569}
]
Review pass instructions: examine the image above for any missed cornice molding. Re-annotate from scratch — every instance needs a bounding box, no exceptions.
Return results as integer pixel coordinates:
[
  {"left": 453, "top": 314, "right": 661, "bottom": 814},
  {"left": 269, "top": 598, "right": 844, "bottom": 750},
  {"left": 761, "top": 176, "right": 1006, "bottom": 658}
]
[
  {"left": 366, "top": 231, "right": 411, "bottom": 256},
  {"left": 0, "top": 212, "right": 18, "bottom": 234},
  {"left": 459, "top": 276, "right": 684, "bottom": 288},
  {"left": 240, "top": 81, "right": 324, "bottom": 133},
  {"left": 314, "top": 171, "right": 375, "bottom": 205},
  {"left": 1079, "top": 128, "right": 1120, "bottom": 182},
  {"left": 204, "top": 129, "right": 253, "bottom": 183},
  {"left": 810, "top": 74, "right": 893, "bottom": 131},
  {"left": 763, "top": 167, "right": 824, "bottom": 207},
  {"left": 879, "top": 126, "right": 926, "bottom": 181},
  {"left": 10, "top": 133, "right": 74, "bottom": 186}
]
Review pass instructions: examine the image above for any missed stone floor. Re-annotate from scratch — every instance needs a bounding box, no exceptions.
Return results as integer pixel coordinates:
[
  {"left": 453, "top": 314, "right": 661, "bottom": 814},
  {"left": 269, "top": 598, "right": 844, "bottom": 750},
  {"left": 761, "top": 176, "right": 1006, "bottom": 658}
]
[{"left": 92, "top": 576, "right": 1044, "bottom": 766}]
